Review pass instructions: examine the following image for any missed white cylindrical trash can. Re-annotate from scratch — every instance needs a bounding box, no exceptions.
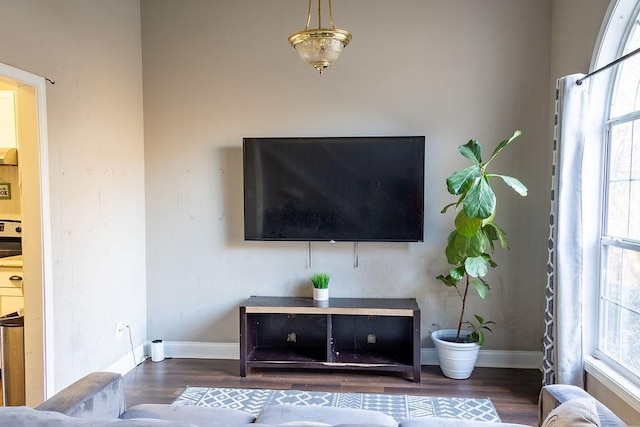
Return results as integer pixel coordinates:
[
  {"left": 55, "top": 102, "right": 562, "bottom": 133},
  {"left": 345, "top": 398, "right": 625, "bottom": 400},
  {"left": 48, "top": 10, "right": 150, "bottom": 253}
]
[{"left": 151, "top": 339, "right": 164, "bottom": 362}]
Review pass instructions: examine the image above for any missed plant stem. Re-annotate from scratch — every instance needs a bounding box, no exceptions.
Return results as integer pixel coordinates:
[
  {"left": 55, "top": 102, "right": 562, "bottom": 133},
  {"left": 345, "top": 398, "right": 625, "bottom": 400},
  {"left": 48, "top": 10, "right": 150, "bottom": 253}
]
[{"left": 457, "top": 275, "right": 470, "bottom": 341}]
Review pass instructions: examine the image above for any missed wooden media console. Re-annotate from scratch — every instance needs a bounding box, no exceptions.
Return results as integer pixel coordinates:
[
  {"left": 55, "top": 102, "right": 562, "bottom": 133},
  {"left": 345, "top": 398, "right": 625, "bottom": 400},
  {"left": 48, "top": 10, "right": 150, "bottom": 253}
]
[{"left": 239, "top": 296, "right": 421, "bottom": 382}]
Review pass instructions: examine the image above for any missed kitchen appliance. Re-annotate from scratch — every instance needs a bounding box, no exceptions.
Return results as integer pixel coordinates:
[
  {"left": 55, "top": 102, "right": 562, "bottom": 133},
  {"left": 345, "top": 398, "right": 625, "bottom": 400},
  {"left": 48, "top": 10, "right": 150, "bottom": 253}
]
[
  {"left": 0, "top": 312, "right": 24, "bottom": 405},
  {"left": 0, "top": 219, "right": 21, "bottom": 258},
  {"left": 0, "top": 219, "right": 23, "bottom": 315},
  {"left": 0, "top": 219, "right": 23, "bottom": 399}
]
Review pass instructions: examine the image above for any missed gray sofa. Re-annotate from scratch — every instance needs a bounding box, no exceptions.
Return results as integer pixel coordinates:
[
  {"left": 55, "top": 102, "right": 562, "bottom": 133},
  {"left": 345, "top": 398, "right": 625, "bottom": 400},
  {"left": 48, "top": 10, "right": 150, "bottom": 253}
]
[{"left": 0, "top": 372, "right": 628, "bottom": 426}]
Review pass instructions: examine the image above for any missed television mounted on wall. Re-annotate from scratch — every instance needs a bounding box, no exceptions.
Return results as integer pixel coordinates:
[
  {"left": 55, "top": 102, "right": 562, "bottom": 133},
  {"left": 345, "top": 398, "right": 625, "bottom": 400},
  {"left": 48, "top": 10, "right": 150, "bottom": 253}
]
[{"left": 243, "top": 136, "right": 425, "bottom": 242}]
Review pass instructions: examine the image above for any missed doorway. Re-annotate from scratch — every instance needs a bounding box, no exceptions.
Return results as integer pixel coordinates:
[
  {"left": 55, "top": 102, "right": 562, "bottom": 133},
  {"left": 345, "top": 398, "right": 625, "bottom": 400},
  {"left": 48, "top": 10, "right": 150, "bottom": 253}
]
[{"left": 0, "top": 63, "right": 53, "bottom": 405}]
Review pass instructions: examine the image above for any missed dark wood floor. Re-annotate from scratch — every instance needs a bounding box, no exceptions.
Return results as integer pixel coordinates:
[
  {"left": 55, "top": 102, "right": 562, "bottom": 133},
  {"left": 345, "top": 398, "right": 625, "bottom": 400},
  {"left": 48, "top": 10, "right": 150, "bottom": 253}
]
[{"left": 123, "top": 358, "right": 542, "bottom": 426}]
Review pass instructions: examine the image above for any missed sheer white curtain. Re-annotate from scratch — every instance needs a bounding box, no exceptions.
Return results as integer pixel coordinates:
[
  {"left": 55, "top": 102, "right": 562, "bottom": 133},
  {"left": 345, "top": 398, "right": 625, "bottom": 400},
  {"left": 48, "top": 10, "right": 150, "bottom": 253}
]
[{"left": 543, "top": 74, "right": 590, "bottom": 387}]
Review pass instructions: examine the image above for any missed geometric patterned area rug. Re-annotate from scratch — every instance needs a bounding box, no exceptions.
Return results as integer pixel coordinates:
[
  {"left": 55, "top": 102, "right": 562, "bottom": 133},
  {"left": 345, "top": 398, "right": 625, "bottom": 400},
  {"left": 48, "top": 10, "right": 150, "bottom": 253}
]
[{"left": 172, "top": 387, "right": 501, "bottom": 423}]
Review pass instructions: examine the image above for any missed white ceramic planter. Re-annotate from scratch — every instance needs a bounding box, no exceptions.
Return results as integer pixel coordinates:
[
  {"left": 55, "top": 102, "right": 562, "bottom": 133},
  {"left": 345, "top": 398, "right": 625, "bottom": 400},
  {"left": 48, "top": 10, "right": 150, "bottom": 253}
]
[
  {"left": 313, "top": 288, "right": 329, "bottom": 301},
  {"left": 431, "top": 329, "right": 480, "bottom": 380}
]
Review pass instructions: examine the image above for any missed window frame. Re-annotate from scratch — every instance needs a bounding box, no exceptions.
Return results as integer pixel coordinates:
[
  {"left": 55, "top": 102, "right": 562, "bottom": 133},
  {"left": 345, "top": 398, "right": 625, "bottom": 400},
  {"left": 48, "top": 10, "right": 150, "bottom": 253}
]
[
  {"left": 584, "top": 0, "right": 640, "bottom": 411},
  {"left": 597, "top": 161, "right": 640, "bottom": 384}
]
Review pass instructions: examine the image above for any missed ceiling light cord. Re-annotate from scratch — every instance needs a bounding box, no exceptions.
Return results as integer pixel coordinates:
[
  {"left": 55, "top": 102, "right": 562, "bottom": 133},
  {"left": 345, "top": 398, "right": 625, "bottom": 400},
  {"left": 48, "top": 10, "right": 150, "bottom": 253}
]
[
  {"left": 304, "top": 0, "right": 312, "bottom": 29},
  {"left": 327, "top": 0, "right": 336, "bottom": 29}
]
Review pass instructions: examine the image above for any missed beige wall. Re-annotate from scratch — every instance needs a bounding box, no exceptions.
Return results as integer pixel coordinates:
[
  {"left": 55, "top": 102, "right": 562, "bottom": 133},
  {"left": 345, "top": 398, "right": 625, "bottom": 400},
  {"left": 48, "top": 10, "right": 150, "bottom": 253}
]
[
  {"left": 0, "top": 0, "right": 147, "bottom": 392},
  {"left": 0, "top": 0, "right": 627, "bottom": 408},
  {"left": 551, "top": 0, "right": 612, "bottom": 79},
  {"left": 141, "top": 0, "right": 552, "bottom": 351}
]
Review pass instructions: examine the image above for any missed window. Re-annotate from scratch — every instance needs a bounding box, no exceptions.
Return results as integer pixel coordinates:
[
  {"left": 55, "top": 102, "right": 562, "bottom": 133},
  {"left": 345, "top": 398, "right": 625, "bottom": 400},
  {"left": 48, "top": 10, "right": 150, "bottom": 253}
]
[{"left": 596, "top": 2, "right": 640, "bottom": 383}]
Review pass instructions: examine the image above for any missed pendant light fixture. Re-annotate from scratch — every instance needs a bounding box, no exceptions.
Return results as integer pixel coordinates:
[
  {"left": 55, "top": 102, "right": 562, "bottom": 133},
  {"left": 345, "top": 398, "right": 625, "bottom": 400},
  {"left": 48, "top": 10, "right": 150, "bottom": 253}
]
[{"left": 288, "top": 0, "right": 352, "bottom": 75}]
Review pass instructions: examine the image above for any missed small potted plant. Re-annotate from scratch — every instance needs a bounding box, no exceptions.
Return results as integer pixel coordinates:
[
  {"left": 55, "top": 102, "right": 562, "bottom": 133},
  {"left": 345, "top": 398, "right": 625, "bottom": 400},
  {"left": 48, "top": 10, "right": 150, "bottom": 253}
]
[
  {"left": 311, "top": 273, "right": 330, "bottom": 301},
  {"left": 432, "top": 130, "right": 527, "bottom": 379}
]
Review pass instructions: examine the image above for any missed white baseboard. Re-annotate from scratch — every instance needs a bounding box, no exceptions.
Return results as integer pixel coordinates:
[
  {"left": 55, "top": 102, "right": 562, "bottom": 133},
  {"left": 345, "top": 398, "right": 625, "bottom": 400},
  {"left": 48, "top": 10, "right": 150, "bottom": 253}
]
[
  {"left": 109, "top": 341, "right": 542, "bottom": 374},
  {"left": 104, "top": 343, "right": 148, "bottom": 376},
  {"left": 163, "top": 341, "right": 240, "bottom": 359},
  {"left": 421, "top": 348, "right": 543, "bottom": 369}
]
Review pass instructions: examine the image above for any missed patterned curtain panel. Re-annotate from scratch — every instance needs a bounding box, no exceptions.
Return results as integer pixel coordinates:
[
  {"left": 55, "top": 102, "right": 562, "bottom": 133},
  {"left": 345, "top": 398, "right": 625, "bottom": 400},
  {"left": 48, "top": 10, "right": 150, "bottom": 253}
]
[{"left": 543, "top": 74, "right": 589, "bottom": 387}]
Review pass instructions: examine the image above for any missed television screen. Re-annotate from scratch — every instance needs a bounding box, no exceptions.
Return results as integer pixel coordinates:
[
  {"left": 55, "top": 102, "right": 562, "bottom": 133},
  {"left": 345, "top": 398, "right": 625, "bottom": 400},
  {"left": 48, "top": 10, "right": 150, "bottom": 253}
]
[{"left": 243, "top": 136, "right": 425, "bottom": 242}]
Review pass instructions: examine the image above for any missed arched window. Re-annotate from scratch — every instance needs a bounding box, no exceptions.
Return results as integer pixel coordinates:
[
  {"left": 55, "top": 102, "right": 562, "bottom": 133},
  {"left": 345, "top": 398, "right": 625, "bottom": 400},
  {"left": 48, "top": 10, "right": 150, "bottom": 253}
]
[
  {"left": 587, "top": 0, "right": 640, "bottom": 390},
  {"left": 599, "top": 11, "right": 640, "bottom": 378}
]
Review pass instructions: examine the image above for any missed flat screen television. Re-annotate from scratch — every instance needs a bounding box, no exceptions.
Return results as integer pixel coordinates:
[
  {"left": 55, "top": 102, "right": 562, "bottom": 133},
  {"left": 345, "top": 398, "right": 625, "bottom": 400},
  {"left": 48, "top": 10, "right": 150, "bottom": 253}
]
[{"left": 243, "top": 136, "right": 425, "bottom": 242}]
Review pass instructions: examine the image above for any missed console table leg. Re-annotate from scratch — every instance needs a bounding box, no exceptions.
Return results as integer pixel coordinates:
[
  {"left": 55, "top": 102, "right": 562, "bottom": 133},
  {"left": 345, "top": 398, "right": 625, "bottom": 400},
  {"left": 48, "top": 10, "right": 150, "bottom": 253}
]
[
  {"left": 240, "top": 306, "right": 247, "bottom": 377},
  {"left": 413, "top": 309, "right": 421, "bottom": 383}
]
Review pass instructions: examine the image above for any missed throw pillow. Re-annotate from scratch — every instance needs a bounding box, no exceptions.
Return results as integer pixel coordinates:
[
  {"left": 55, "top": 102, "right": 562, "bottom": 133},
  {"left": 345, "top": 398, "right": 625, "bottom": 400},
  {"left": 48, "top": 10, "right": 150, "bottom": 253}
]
[{"left": 541, "top": 397, "right": 601, "bottom": 427}]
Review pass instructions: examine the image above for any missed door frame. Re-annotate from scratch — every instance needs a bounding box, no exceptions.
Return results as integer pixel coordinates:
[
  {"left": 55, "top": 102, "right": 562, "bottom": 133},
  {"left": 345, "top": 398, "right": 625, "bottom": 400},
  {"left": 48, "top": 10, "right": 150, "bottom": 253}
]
[{"left": 0, "top": 62, "right": 54, "bottom": 404}]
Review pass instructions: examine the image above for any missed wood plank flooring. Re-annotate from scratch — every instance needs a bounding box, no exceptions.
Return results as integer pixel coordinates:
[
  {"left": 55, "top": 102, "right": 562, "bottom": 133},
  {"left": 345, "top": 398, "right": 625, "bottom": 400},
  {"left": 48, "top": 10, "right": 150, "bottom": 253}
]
[{"left": 123, "top": 358, "right": 542, "bottom": 426}]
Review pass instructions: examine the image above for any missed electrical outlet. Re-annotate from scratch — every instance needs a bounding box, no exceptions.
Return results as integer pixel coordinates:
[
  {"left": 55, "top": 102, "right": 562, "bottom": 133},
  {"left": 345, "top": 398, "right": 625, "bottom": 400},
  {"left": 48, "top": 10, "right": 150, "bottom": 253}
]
[{"left": 116, "top": 321, "right": 124, "bottom": 340}]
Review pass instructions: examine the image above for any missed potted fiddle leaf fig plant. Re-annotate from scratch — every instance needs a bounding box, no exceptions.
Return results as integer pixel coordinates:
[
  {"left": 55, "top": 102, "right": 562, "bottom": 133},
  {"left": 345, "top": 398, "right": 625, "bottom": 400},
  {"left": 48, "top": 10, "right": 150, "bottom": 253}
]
[{"left": 431, "top": 130, "right": 528, "bottom": 379}]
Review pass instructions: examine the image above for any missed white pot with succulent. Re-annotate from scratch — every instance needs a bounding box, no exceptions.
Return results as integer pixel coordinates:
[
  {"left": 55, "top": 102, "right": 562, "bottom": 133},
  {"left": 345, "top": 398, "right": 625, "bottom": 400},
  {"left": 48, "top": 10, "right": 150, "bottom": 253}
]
[
  {"left": 311, "top": 273, "right": 330, "bottom": 301},
  {"left": 433, "top": 130, "right": 528, "bottom": 379}
]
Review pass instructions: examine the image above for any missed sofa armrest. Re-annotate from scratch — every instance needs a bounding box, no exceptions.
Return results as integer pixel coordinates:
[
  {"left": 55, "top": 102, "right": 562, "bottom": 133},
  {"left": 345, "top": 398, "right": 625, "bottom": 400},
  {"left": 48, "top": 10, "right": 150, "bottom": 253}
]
[
  {"left": 539, "top": 384, "right": 627, "bottom": 427},
  {"left": 35, "top": 372, "right": 126, "bottom": 419}
]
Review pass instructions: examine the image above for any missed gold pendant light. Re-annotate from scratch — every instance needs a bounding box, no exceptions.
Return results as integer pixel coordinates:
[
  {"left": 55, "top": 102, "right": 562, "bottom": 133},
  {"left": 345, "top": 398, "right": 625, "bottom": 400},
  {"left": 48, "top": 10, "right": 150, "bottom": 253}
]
[{"left": 288, "top": 0, "right": 352, "bottom": 75}]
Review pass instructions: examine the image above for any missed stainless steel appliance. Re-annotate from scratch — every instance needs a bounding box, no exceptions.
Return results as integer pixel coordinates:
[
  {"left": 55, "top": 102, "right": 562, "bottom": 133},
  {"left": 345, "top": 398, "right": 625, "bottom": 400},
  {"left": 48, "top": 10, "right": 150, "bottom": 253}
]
[
  {"left": 0, "top": 220, "right": 21, "bottom": 258},
  {"left": 0, "top": 313, "right": 23, "bottom": 406},
  {"left": 0, "top": 219, "right": 23, "bottom": 405},
  {"left": 0, "top": 219, "right": 23, "bottom": 316}
]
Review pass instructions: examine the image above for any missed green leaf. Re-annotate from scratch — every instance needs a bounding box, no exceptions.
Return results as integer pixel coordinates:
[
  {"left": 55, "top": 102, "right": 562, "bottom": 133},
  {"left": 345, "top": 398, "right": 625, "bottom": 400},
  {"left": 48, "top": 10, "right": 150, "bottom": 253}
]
[
  {"left": 481, "top": 253, "right": 498, "bottom": 268},
  {"left": 467, "top": 231, "right": 486, "bottom": 257},
  {"left": 484, "top": 222, "right": 508, "bottom": 249},
  {"left": 436, "top": 274, "right": 458, "bottom": 287},
  {"left": 487, "top": 130, "right": 522, "bottom": 165},
  {"left": 458, "top": 140, "right": 482, "bottom": 164},
  {"left": 441, "top": 202, "right": 457, "bottom": 214},
  {"left": 446, "top": 165, "right": 481, "bottom": 195},
  {"left": 445, "top": 231, "right": 465, "bottom": 264},
  {"left": 482, "top": 231, "right": 496, "bottom": 253},
  {"left": 464, "top": 315, "right": 495, "bottom": 345},
  {"left": 470, "top": 278, "right": 489, "bottom": 298},
  {"left": 482, "top": 227, "right": 495, "bottom": 252},
  {"left": 483, "top": 223, "right": 498, "bottom": 241},
  {"left": 465, "top": 256, "right": 488, "bottom": 278},
  {"left": 445, "top": 230, "right": 485, "bottom": 264},
  {"left": 450, "top": 266, "right": 465, "bottom": 281},
  {"left": 493, "top": 174, "right": 528, "bottom": 196},
  {"left": 454, "top": 210, "right": 482, "bottom": 237},
  {"left": 463, "top": 176, "right": 496, "bottom": 219}
]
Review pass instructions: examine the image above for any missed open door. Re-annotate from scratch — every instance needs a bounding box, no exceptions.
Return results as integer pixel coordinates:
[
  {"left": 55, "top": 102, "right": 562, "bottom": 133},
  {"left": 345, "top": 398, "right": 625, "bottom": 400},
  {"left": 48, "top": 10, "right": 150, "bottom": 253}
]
[{"left": 0, "top": 62, "right": 53, "bottom": 405}]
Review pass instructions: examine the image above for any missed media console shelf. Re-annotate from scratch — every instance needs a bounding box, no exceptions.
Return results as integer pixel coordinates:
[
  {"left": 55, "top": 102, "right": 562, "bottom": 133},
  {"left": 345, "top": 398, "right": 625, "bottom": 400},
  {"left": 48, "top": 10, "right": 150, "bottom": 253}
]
[{"left": 239, "top": 296, "right": 421, "bottom": 382}]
